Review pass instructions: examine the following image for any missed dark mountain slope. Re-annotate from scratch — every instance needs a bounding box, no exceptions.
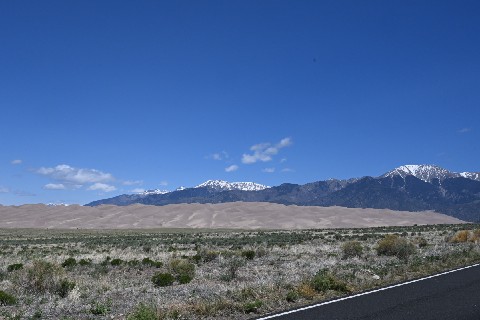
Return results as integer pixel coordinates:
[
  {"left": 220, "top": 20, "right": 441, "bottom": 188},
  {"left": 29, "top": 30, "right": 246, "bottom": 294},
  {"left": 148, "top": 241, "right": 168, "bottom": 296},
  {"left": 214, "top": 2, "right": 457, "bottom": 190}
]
[{"left": 86, "top": 165, "right": 480, "bottom": 222}]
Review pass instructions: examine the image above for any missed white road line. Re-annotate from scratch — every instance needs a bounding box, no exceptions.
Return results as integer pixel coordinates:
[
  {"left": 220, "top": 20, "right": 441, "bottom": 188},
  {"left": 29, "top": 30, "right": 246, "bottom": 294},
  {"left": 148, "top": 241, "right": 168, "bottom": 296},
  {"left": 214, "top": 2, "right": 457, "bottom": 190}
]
[{"left": 256, "top": 263, "right": 480, "bottom": 320}]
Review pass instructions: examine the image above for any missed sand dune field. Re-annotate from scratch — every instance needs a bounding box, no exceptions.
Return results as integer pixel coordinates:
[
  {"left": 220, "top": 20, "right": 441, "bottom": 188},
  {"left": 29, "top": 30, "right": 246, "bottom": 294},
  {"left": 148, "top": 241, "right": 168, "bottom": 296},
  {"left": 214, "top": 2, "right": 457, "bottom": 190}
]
[{"left": 0, "top": 202, "right": 464, "bottom": 229}]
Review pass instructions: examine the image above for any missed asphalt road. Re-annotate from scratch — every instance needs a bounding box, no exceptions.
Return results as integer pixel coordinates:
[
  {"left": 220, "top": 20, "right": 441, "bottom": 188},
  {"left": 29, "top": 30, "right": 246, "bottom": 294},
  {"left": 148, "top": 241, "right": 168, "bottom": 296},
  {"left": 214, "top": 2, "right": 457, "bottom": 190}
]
[{"left": 256, "top": 264, "right": 480, "bottom": 320}]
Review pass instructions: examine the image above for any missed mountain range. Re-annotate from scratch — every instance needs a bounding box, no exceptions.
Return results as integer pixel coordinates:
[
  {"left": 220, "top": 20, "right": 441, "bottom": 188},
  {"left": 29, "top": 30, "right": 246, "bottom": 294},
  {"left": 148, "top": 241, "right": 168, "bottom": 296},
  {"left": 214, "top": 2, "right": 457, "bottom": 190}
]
[{"left": 86, "top": 165, "right": 480, "bottom": 222}]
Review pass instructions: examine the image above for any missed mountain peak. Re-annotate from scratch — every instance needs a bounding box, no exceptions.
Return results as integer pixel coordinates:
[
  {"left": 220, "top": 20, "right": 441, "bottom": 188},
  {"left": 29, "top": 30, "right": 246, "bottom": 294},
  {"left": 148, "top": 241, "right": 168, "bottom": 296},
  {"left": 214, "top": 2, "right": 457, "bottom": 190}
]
[
  {"left": 140, "top": 189, "right": 169, "bottom": 195},
  {"left": 382, "top": 164, "right": 479, "bottom": 182},
  {"left": 194, "top": 180, "right": 270, "bottom": 191},
  {"left": 46, "top": 203, "right": 70, "bottom": 206}
]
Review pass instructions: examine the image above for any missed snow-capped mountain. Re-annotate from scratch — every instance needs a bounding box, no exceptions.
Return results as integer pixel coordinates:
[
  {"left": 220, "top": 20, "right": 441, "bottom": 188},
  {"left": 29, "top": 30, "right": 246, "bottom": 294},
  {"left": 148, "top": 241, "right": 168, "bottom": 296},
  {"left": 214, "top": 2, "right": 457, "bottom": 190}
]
[
  {"left": 194, "top": 180, "right": 270, "bottom": 191},
  {"left": 86, "top": 165, "right": 480, "bottom": 222},
  {"left": 46, "top": 203, "right": 70, "bottom": 206},
  {"left": 382, "top": 164, "right": 480, "bottom": 182},
  {"left": 134, "top": 181, "right": 269, "bottom": 196},
  {"left": 140, "top": 189, "right": 170, "bottom": 196},
  {"left": 459, "top": 172, "right": 480, "bottom": 181}
]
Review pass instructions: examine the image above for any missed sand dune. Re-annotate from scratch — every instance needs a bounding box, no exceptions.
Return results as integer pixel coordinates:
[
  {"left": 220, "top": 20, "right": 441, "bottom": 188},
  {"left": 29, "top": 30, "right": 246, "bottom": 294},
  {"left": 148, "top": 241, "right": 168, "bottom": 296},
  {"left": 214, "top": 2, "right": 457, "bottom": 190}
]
[{"left": 0, "top": 202, "right": 464, "bottom": 229}]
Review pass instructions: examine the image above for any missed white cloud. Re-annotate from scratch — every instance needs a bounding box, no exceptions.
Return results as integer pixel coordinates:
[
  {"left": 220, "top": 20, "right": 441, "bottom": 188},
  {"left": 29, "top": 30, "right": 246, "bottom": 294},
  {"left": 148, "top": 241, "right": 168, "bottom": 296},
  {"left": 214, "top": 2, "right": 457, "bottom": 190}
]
[
  {"left": 262, "top": 167, "right": 275, "bottom": 173},
  {"left": 225, "top": 164, "right": 239, "bottom": 172},
  {"left": 0, "top": 186, "right": 9, "bottom": 193},
  {"left": 242, "top": 137, "right": 292, "bottom": 164},
  {"left": 11, "top": 159, "right": 22, "bottom": 165},
  {"left": 280, "top": 158, "right": 287, "bottom": 163},
  {"left": 278, "top": 137, "right": 292, "bottom": 148},
  {"left": 37, "top": 164, "right": 114, "bottom": 185},
  {"left": 122, "top": 180, "right": 143, "bottom": 186},
  {"left": 131, "top": 188, "right": 145, "bottom": 193},
  {"left": 43, "top": 183, "right": 66, "bottom": 190},
  {"left": 87, "top": 183, "right": 117, "bottom": 192},
  {"left": 281, "top": 168, "right": 295, "bottom": 172},
  {"left": 458, "top": 128, "right": 471, "bottom": 133},
  {"left": 208, "top": 151, "right": 229, "bottom": 161}
]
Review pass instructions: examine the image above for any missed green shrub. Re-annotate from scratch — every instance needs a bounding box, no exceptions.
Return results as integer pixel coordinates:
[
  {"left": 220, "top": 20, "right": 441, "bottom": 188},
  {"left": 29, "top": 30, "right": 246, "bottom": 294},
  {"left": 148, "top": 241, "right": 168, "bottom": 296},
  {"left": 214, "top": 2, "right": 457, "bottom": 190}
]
[
  {"left": 169, "top": 259, "right": 195, "bottom": 283},
  {"left": 110, "top": 258, "right": 123, "bottom": 266},
  {"left": 127, "top": 259, "right": 140, "bottom": 266},
  {"left": 243, "top": 300, "right": 262, "bottom": 313},
  {"left": 63, "top": 257, "right": 78, "bottom": 267},
  {"left": 56, "top": 279, "right": 76, "bottom": 298},
  {"left": 376, "top": 234, "right": 416, "bottom": 261},
  {"left": 311, "top": 269, "right": 349, "bottom": 293},
  {"left": 142, "top": 258, "right": 163, "bottom": 268},
  {"left": 62, "top": 257, "right": 77, "bottom": 268},
  {"left": 202, "top": 250, "right": 218, "bottom": 262},
  {"left": 151, "top": 272, "right": 175, "bottom": 287},
  {"left": 7, "top": 263, "right": 23, "bottom": 272},
  {"left": 222, "top": 256, "right": 245, "bottom": 281},
  {"left": 416, "top": 237, "right": 428, "bottom": 248},
  {"left": 194, "top": 249, "right": 218, "bottom": 264},
  {"left": 90, "top": 301, "right": 111, "bottom": 315},
  {"left": 22, "top": 260, "right": 65, "bottom": 293},
  {"left": 342, "top": 241, "right": 363, "bottom": 258},
  {"left": 79, "top": 258, "right": 92, "bottom": 266},
  {"left": 0, "top": 290, "right": 17, "bottom": 306},
  {"left": 286, "top": 290, "right": 299, "bottom": 302},
  {"left": 178, "top": 274, "right": 193, "bottom": 284},
  {"left": 127, "top": 303, "right": 158, "bottom": 320},
  {"left": 191, "top": 254, "right": 202, "bottom": 264},
  {"left": 241, "top": 250, "right": 255, "bottom": 260}
]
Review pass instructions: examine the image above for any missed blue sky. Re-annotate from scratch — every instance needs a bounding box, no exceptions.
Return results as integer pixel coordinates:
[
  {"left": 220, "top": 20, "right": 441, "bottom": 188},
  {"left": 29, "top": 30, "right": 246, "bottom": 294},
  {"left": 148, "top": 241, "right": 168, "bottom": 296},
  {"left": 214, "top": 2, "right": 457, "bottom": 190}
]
[{"left": 1, "top": 1, "right": 479, "bottom": 205}]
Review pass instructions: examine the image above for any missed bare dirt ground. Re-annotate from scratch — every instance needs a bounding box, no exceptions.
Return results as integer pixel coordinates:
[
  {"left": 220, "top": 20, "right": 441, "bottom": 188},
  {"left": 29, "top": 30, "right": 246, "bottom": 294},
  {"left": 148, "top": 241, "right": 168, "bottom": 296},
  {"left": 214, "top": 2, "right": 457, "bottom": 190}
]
[{"left": 0, "top": 202, "right": 463, "bottom": 229}]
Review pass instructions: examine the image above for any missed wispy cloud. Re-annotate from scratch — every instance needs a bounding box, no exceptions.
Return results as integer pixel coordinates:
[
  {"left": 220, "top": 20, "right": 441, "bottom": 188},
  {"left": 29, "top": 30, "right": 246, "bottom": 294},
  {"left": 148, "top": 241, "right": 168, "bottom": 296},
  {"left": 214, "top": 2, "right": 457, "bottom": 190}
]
[
  {"left": 225, "top": 164, "right": 239, "bottom": 172},
  {"left": 43, "top": 183, "right": 66, "bottom": 190},
  {"left": 87, "top": 183, "right": 117, "bottom": 192},
  {"left": 458, "top": 128, "right": 471, "bottom": 134},
  {"left": 207, "top": 151, "right": 229, "bottom": 161},
  {"left": 242, "top": 137, "right": 292, "bottom": 164},
  {"left": 13, "top": 190, "right": 36, "bottom": 197},
  {"left": 159, "top": 180, "right": 168, "bottom": 186},
  {"left": 262, "top": 167, "right": 275, "bottom": 173},
  {"left": 281, "top": 168, "right": 294, "bottom": 172},
  {"left": 122, "top": 180, "right": 143, "bottom": 186},
  {"left": 11, "top": 159, "right": 22, "bottom": 165},
  {"left": 37, "top": 164, "right": 114, "bottom": 186},
  {"left": 1, "top": 185, "right": 36, "bottom": 196},
  {"left": 131, "top": 188, "right": 145, "bottom": 193}
]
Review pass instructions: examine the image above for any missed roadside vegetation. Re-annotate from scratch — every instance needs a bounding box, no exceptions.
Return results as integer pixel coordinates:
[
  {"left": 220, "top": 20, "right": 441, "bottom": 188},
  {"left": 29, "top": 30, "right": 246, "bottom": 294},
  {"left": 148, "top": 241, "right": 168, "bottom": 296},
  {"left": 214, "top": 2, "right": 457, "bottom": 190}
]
[{"left": 0, "top": 224, "right": 479, "bottom": 319}]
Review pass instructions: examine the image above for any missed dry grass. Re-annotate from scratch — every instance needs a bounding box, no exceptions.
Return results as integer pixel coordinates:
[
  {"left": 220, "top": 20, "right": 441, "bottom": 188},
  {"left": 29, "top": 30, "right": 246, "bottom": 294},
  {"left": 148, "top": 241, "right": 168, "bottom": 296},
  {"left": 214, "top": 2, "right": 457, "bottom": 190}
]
[{"left": 0, "top": 224, "right": 479, "bottom": 319}]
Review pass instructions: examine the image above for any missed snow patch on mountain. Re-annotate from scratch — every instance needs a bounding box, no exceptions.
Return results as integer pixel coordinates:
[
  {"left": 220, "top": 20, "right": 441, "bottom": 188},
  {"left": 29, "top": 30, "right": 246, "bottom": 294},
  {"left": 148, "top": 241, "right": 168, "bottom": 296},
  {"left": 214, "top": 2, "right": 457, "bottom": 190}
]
[
  {"left": 382, "top": 164, "right": 480, "bottom": 182},
  {"left": 140, "top": 189, "right": 170, "bottom": 195},
  {"left": 459, "top": 172, "right": 480, "bottom": 180},
  {"left": 195, "top": 180, "right": 270, "bottom": 191}
]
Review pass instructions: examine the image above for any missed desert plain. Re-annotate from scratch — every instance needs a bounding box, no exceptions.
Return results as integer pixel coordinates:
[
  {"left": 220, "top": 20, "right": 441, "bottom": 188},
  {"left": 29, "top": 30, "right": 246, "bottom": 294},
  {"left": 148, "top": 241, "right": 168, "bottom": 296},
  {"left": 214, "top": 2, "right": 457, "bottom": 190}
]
[{"left": 0, "top": 203, "right": 478, "bottom": 320}]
